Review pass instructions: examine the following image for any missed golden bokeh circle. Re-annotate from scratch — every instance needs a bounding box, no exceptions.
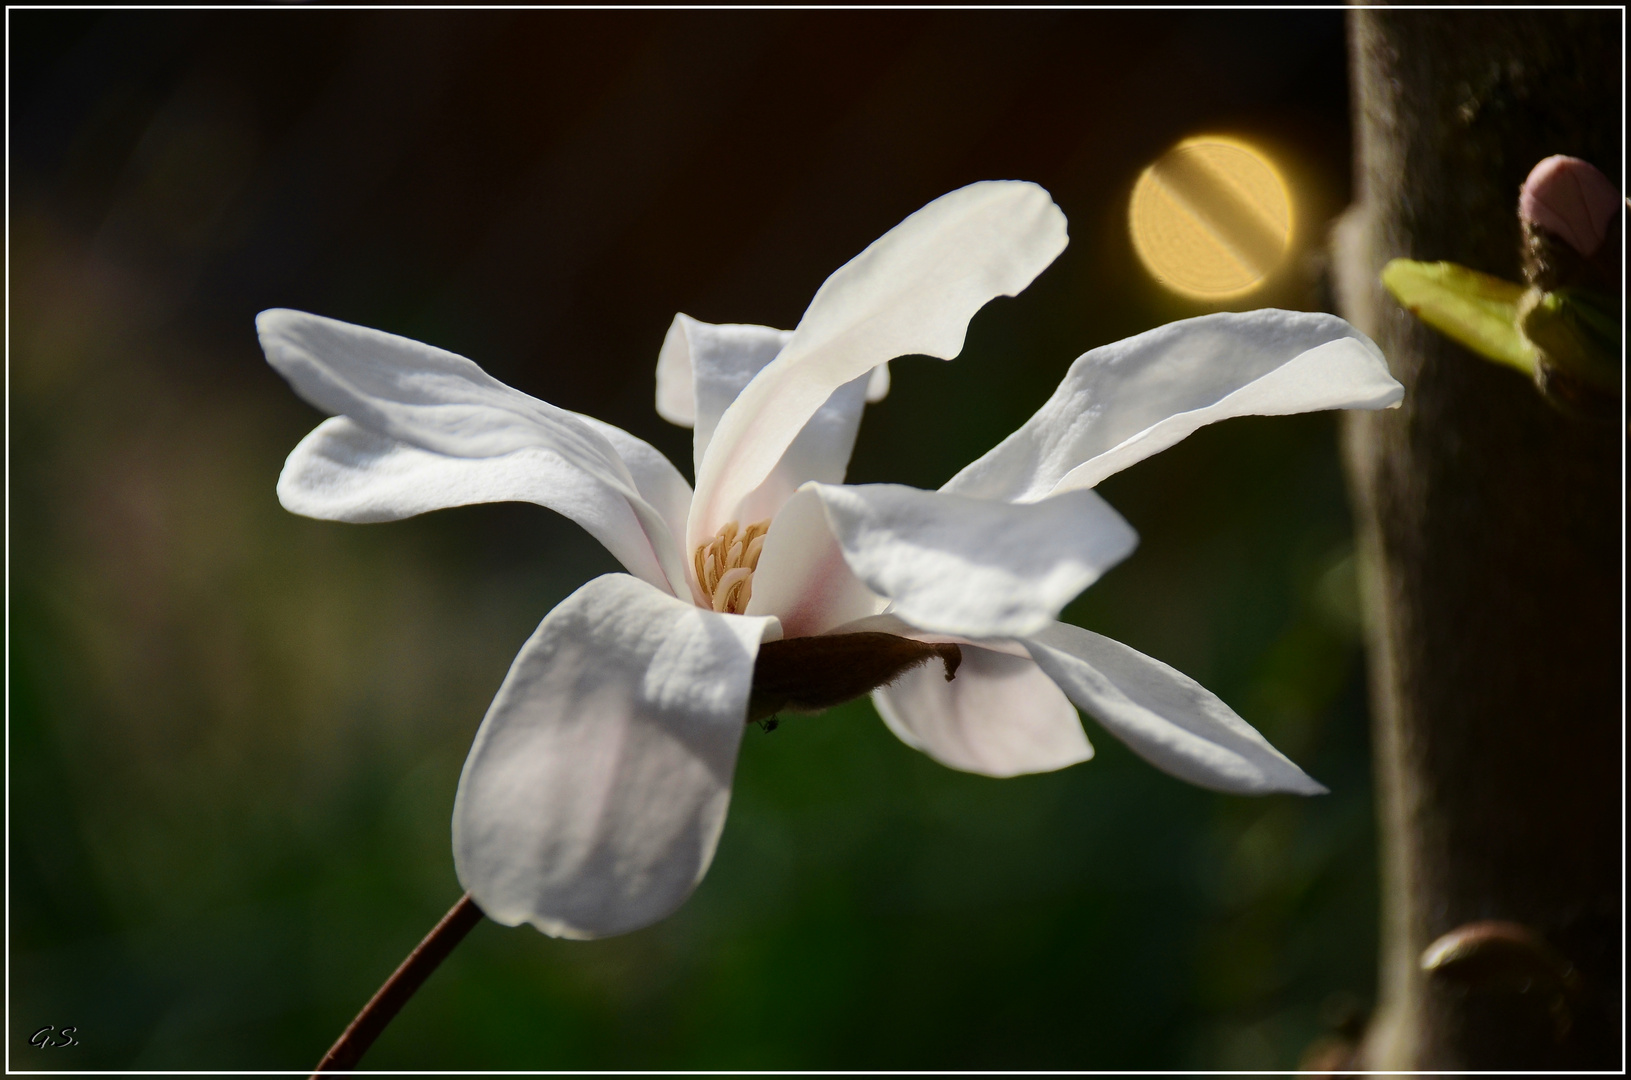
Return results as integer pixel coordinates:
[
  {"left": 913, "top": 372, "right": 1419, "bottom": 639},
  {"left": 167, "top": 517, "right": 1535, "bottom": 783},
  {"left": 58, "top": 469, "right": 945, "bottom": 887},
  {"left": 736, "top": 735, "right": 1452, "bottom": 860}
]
[{"left": 1129, "top": 135, "right": 1293, "bottom": 299}]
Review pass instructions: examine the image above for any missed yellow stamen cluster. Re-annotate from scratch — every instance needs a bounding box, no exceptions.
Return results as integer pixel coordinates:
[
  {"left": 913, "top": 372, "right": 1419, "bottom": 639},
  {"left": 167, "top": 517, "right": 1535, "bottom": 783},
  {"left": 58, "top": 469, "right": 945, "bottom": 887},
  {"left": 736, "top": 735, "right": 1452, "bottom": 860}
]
[{"left": 694, "top": 519, "right": 770, "bottom": 615}]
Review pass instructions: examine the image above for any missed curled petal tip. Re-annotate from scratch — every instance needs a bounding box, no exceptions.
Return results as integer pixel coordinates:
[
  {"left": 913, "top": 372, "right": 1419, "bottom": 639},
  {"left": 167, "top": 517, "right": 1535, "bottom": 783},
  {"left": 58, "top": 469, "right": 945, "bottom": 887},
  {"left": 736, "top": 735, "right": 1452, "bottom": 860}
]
[{"left": 1519, "top": 155, "right": 1622, "bottom": 257}]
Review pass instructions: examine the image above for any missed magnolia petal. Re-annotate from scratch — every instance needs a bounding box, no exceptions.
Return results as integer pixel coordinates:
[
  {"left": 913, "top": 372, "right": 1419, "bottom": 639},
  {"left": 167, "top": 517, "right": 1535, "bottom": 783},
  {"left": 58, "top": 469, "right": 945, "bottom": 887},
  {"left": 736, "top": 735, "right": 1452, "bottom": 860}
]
[
  {"left": 655, "top": 314, "right": 792, "bottom": 471},
  {"left": 259, "top": 308, "right": 690, "bottom": 594},
  {"left": 944, "top": 310, "right": 1402, "bottom": 502},
  {"left": 654, "top": 316, "right": 701, "bottom": 428},
  {"left": 873, "top": 642, "right": 1091, "bottom": 778},
  {"left": 261, "top": 308, "right": 603, "bottom": 459},
  {"left": 1022, "top": 621, "right": 1326, "bottom": 795},
  {"left": 744, "top": 375, "right": 872, "bottom": 525},
  {"left": 805, "top": 482, "right": 1138, "bottom": 639},
  {"left": 656, "top": 313, "right": 883, "bottom": 533},
  {"left": 572, "top": 412, "right": 693, "bottom": 558},
  {"left": 278, "top": 417, "right": 682, "bottom": 592},
  {"left": 690, "top": 181, "right": 1069, "bottom": 548},
  {"left": 745, "top": 487, "right": 888, "bottom": 638},
  {"left": 865, "top": 361, "right": 891, "bottom": 403},
  {"left": 452, "top": 574, "right": 779, "bottom": 939}
]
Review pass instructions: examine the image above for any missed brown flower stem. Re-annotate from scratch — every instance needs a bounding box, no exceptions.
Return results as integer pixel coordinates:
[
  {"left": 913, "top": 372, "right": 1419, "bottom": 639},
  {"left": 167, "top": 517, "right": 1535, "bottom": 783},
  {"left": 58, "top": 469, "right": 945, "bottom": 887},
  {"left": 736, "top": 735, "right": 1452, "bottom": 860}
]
[{"left": 311, "top": 892, "right": 485, "bottom": 1075}]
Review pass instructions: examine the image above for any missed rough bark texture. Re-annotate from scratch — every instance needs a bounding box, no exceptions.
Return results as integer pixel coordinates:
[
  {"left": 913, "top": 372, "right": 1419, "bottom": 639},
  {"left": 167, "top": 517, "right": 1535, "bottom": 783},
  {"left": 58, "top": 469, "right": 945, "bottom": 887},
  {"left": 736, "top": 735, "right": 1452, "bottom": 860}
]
[{"left": 1332, "top": 10, "right": 1621, "bottom": 1072}]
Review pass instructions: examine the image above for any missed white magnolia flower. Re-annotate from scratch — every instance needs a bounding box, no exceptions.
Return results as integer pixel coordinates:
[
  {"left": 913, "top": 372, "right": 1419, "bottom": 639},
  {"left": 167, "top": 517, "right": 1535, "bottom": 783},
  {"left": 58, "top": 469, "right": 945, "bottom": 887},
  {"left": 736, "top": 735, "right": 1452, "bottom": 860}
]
[{"left": 261, "top": 181, "right": 1402, "bottom": 941}]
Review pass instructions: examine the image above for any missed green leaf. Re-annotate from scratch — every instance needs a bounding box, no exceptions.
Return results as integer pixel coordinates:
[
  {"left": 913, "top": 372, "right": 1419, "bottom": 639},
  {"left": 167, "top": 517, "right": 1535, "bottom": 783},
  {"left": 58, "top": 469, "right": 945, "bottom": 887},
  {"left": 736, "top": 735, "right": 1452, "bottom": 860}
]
[{"left": 1381, "top": 259, "right": 1538, "bottom": 375}]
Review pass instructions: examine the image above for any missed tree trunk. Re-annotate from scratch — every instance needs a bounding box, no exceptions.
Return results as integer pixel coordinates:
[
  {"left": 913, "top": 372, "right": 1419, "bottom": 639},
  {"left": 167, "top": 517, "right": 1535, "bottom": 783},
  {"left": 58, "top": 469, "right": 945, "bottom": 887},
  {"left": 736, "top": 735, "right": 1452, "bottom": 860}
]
[{"left": 1332, "top": 9, "right": 1621, "bottom": 1072}]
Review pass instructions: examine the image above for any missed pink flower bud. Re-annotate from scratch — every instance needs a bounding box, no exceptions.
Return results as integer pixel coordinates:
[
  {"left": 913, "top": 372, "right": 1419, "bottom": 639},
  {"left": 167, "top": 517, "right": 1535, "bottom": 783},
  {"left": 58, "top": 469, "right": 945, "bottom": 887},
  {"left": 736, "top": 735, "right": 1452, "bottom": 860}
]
[{"left": 1519, "top": 155, "right": 1622, "bottom": 257}]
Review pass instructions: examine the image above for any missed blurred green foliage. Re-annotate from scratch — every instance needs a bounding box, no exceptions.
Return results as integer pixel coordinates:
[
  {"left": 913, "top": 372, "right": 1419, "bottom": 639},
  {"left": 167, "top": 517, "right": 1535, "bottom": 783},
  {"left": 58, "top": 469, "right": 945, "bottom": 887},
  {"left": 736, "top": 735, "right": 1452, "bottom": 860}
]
[{"left": 10, "top": 9, "right": 1374, "bottom": 1069}]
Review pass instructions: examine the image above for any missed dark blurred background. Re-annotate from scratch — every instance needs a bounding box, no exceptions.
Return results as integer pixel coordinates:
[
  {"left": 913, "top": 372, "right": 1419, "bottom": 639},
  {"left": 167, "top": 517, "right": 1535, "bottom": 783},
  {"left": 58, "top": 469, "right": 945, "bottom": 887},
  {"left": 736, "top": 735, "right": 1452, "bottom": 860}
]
[{"left": 10, "top": 10, "right": 1377, "bottom": 1069}]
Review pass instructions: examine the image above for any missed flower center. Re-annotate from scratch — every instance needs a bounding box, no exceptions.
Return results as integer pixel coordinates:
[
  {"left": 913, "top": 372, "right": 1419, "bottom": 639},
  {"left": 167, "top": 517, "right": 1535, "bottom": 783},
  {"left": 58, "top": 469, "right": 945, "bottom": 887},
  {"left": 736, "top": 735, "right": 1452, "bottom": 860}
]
[{"left": 695, "top": 519, "right": 771, "bottom": 615}]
